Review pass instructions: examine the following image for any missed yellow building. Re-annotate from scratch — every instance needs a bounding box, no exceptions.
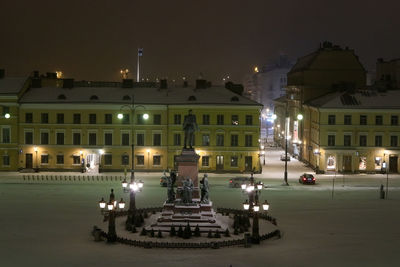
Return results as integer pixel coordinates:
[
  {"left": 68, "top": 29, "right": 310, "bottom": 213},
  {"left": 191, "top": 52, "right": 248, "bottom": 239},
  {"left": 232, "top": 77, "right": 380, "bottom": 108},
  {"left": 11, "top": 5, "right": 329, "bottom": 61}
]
[
  {"left": 0, "top": 72, "right": 262, "bottom": 173},
  {"left": 302, "top": 90, "right": 400, "bottom": 173}
]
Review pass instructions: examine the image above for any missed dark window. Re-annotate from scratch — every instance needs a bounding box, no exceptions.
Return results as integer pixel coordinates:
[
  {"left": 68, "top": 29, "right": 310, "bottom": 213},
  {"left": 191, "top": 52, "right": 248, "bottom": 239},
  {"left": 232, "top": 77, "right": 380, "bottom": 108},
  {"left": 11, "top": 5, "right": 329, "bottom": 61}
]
[
  {"left": 40, "top": 132, "right": 49, "bottom": 145},
  {"left": 216, "top": 134, "right": 224, "bottom": 146},
  {"left": 328, "top": 135, "right": 335, "bottom": 146},
  {"left": 217, "top": 115, "right": 224, "bottom": 125},
  {"left": 174, "top": 114, "right": 181, "bottom": 125},
  {"left": 89, "top": 114, "right": 96, "bottom": 124},
  {"left": 360, "top": 115, "right": 367, "bottom": 125},
  {"left": 174, "top": 133, "right": 181, "bottom": 146},
  {"left": 328, "top": 115, "right": 336, "bottom": 125},
  {"left": 121, "top": 155, "right": 129, "bottom": 165},
  {"left": 375, "top": 136, "right": 383, "bottom": 147},
  {"left": 344, "top": 135, "right": 351, "bottom": 146},
  {"left": 153, "top": 114, "right": 161, "bottom": 125},
  {"left": 202, "top": 134, "right": 210, "bottom": 146},
  {"left": 105, "top": 114, "right": 112, "bottom": 124},
  {"left": 375, "top": 115, "right": 383, "bottom": 125},
  {"left": 344, "top": 115, "right": 352, "bottom": 125},
  {"left": 231, "top": 134, "right": 238, "bottom": 146},
  {"left": 137, "top": 114, "right": 145, "bottom": 125},
  {"left": 104, "top": 133, "right": 112, "bottom": 146},
  {"left": 391, "top": 115, "right": 398, "bottom": 126},
  {"left": 122, "top": 114, "right": 129, "bottom": 124},
  {"left": 25, "top": 113, "right": 33, "bottom": 123},
  {"left": 41, "top": 113, "right": 48, "bottom": 124},
  {"left": 202, "top": 156, "right": 209, "bottom": 167},
  {"left": 390, "top": 136, "right": 398, "bottom": 147},
  {"left": 121, "top": 133, "right": 129, "bottom": 146},
  {"left": 57, "top": 113, "right": 64, "bottom": 124},
  {"left": 41, "top": 154, "right": 49, "bottom": 164},
  {"left": 56, "top": 155, "right": 64, "bottom": 164},
  {"left": 2, "top": 128, "right": 10, "bottom": 143},
  {"left": 231, "top": 115, "right": 239, "bottom": 125},
  {"left": 2, "top": 106, "right": 10, "bottom": 116},
  {"left": 73, "top": 156, "right": 80, "bottom": 165},
  {"left": 153, "top": 134, "right": 161, "bottom": 146},
  {"left": 359, "top": 135, "right": 367, "bottom": 146},
  {"left": 89, "top": 133, "right": 97, "bottom": 145},
  {"left": 137, "top": 133, "right": 144, "bottom": 146},
  {"left": 245, "top": 115, "right": 253, "bottom": 125},
  {"left": 153, "top": 155, "right": 161, "bottom": 165},
  {"left": 25, "top": 132, "right": 33, "bottom": 144},
  {"left": 73, "top": 133, "right": 81, "bottom": 145},
  {"left": 104, "top": 154, "right": 112, "bottom": 165},
  {"left": 56, "top": 132, "right": 64, "bottom": 145},
  {"left": 245, "top": 135, "right": 253, "bottom": 147},
  {"left": 73, "top": 114, "right": 81, "bottom": 124},
  {"left": 3, "top": 155, "right": 10, "bottom": 166},
  {"left": 136, "top": 155, "right": 144, "bottom": 165},
  {"left": 231, "top": 156, "right": 238, "bottom": 167},
  {"left": 202, "top": 114, "right": 210, "bottom": 125}
]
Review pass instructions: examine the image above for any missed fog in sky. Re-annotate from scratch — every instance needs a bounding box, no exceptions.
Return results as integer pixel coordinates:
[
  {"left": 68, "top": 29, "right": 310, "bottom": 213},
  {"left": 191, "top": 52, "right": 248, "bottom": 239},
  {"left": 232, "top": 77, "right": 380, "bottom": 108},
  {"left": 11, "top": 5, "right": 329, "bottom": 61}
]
[{"left": 1, "top": 0, "right": 399, "bottom": 83}]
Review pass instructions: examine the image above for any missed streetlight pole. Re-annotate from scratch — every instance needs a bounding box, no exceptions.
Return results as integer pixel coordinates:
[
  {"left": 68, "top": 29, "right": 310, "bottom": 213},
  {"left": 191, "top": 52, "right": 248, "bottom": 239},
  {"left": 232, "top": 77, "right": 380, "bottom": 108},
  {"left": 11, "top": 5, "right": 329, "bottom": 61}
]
[
  {"left": 118, "top": 95, "right": 148, "bottom": 226},
  {"left": 98, "top": 189, "right": 125, "bottom": 243}
]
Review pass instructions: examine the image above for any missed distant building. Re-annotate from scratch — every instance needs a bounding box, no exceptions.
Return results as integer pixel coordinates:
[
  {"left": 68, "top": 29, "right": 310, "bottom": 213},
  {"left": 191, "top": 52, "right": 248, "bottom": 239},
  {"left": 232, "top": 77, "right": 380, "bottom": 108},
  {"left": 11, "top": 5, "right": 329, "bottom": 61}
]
[
  {"left": 376, "top": 58, "right": 400, "bottom": 89},
  {"left": 0, "top": 70, "right": 263, "bottom": 173},
  {"left": 243, "top": 55, "right": 294, "bottom": 139},
  {"left": 274, "top": 42, "right": 367, "bottom": 159}
]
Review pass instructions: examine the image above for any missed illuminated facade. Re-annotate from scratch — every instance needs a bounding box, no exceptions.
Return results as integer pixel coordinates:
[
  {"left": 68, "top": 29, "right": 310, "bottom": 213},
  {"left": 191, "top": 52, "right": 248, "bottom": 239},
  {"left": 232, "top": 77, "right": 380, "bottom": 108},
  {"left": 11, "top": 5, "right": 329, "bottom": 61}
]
[{"left": 0, "top": 73, "right": 262, "bottom": 173}]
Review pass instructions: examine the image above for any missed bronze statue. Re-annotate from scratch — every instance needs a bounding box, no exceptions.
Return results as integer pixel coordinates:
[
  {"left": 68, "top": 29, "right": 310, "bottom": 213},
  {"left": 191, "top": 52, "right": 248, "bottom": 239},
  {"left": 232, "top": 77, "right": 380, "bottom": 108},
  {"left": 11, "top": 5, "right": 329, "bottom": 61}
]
[
  {"left": 200, "top": 173, "right": 209, "bottom": 203},
  {"left": 183, "top": 109, "right": 198, "bottom": 149},
  {"left": 182, "top": 176, "right": 194, "bottom": 204}
]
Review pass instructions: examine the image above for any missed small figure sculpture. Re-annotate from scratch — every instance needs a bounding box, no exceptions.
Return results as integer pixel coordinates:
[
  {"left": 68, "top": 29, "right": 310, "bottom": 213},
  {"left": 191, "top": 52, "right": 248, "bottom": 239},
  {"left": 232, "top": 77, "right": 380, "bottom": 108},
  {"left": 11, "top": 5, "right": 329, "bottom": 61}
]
[
  {"left": 166, "top": 170, "right": 177, "bottom": 203},
  {"left": 183, "top": 109, "right": 198, "bottom": 149},
  {"left": 200, "top": 173, "right": 209, "bottom": 203},
  {"left": 182, "top": 176, "right": 194, "bottom": 204}
]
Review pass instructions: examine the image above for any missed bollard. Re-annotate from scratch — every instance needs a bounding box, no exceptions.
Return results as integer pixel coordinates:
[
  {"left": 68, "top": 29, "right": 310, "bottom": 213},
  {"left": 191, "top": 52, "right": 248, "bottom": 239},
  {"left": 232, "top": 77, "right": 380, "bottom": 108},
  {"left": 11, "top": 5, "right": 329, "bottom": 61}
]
[{"left": 380, "top": 184, "right": 385, "bottom": 199}]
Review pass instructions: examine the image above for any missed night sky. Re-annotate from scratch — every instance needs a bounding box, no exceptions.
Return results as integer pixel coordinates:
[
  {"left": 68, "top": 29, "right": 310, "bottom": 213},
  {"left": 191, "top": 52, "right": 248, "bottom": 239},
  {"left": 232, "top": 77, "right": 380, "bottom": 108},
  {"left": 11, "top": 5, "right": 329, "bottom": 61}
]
[{"left": 1, "top": 0, "right": 399, "bottom": 83}]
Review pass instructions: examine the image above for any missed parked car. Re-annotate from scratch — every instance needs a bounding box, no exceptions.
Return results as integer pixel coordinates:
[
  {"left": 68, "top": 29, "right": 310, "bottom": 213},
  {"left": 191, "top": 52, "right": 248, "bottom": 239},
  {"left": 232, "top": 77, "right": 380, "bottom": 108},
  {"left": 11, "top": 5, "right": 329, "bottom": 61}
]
[
  {"left": 299, "top": 173, "right": 316, "bottom": 185},
  {"left": 229, "top": 177, "right": 250, "bottom": 188},
  {"left": 280, "top": 153, "right": 291, "bottom": 161}
]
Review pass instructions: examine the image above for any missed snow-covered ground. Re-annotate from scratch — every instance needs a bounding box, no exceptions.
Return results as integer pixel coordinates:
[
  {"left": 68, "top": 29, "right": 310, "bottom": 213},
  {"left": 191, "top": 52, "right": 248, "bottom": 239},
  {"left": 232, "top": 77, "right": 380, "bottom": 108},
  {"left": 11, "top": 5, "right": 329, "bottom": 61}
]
[{"left": 1, "top": 148, "right": 399, "bottom": 267}]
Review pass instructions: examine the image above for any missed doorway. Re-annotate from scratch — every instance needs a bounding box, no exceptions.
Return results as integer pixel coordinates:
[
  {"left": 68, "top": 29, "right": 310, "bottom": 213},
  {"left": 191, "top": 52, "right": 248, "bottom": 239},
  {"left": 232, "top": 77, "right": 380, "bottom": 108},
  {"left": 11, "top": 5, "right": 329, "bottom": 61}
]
[
  {"left": 216, "top": 155, "right": 224, "bottom": 171},
  {"left": 245, "top": 156, "right": 253, "bottom": 172},
  {"left": 86, "top": 154, "right": 99, "bottom": 173},
  {"left": 25, "top": 154, "right": 33, "bottom": 169},
  {"left": 389, "top": 155, "right": 398, "bottom": 173},
  {"left": 343, "top": 155, "right": 352, "bottom": 172}
]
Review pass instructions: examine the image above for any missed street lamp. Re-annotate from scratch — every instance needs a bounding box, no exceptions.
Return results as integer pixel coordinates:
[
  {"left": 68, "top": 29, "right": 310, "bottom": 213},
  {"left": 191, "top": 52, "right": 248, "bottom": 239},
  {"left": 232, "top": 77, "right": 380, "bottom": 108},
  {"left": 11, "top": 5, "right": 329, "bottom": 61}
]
[
  {"left": 33, "top": 146, "right": 39, "bottom": 172},
  {"left": 120, "top": 69, "right": 129, "bottom": 79},
  {"left": 242, "top": 182, "right": 269, "bottom": 244},
  {"left": 117, "top": 94, "right": 148, "bottom": 226},
  {"left": 98, "top": 189, "right": 125, "bottom": 243}
]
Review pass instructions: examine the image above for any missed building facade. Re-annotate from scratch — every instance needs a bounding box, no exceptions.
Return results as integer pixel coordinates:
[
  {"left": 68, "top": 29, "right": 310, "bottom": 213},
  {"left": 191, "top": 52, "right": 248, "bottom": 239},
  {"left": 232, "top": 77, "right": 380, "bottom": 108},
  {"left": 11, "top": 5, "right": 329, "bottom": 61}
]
[{"left": 0, "top": 72, "right": 262, "bottom": 173}]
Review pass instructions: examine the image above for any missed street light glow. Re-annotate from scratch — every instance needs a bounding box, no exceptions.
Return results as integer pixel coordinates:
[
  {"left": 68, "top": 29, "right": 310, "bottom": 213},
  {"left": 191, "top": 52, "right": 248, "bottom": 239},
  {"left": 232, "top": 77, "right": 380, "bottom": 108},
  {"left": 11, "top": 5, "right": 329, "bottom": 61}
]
[
  {"left": 4, "top": 113, "right": 10, "bottom": 119},
  {"left": 117, "top": 113, "right": 123, "bottom": 119},
  {"left": 143, "top": 113, "right": 149, "bottom": 120},
  {"left": 297, "top": 114, "right": 303, "bottom": 120}
]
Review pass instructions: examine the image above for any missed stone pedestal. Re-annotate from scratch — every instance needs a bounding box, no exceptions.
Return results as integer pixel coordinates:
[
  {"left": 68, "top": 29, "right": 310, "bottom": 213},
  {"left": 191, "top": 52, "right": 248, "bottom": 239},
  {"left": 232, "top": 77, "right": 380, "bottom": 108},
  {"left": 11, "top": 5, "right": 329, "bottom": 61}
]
[{"left": 148, "top": 148, "right": 225, "bottom": 233}]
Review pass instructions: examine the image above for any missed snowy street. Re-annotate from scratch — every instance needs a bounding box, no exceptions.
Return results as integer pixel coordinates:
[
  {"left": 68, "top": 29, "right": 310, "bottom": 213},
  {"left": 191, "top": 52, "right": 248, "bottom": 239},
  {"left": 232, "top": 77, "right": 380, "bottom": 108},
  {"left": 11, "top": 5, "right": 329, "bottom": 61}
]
[{"left": 1, "top": 148, "right": 400, "bottom": 267}]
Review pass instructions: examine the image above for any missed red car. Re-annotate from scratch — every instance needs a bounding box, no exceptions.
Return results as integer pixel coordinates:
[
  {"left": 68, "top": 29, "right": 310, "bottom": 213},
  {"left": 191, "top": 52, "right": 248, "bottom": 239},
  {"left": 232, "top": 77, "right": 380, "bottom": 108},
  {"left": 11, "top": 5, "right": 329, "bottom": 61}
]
[{"left": 299, "top": 173, "right": 316, "bottom": 185}]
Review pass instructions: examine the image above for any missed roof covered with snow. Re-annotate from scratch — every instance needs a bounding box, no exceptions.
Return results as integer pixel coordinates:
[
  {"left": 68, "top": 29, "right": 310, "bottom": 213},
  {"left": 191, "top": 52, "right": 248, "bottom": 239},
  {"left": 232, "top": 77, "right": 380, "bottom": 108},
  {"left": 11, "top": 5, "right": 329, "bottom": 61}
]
[
  {"left": 306, "top": 89, "right": 400, "bottom": 109},
  {"left": 0, "top": 77, "right": 28, "bottom": 94},
  {"left": 19, "top": 85, "right": 262, "bottom": 106}
]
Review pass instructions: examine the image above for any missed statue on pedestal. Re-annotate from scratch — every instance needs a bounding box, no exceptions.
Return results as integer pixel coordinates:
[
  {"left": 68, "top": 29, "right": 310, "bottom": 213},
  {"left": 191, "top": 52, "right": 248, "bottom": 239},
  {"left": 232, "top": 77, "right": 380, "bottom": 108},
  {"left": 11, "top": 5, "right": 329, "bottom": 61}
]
[
  {"left": 200, "top": 173, "right": 209, "bottom": 203},
  {"left": 183, "top": 109, "right": 198, "bottom": 149},
  {"left": 182, "top": 176, "right": 194, "bottom": 204},
  {"left": 166, "top": 171, "right": 176, "bottom": 203}
]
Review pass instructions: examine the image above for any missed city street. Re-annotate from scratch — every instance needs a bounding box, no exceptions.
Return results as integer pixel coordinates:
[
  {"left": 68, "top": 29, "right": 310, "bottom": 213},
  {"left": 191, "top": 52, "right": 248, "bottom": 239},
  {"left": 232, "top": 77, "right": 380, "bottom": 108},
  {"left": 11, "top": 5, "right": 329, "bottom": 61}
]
[{"left": 0, "top": 148, "right": 399, "bottom": 267}]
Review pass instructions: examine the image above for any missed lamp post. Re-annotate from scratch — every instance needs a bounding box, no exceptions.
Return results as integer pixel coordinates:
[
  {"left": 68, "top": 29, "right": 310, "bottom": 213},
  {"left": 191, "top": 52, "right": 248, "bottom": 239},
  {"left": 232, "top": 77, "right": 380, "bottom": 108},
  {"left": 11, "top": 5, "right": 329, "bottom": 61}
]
[
  {"left": 118, "top": 94, "right": 148, "bottom": 226},
  {"left": 33, "top": 146, "right": 38, "bottom": 172},
  {"left": 241, "top": 173, "right": 268, "bottom": 244},
  {"left": 98, "top": 189, "right": 125, "bottom": 243}
]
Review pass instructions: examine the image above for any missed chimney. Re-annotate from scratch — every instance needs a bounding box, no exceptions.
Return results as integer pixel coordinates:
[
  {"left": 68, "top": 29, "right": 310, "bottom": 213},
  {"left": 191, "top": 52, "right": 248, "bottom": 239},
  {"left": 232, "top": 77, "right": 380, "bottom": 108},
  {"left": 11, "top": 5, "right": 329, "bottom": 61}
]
[
  {"left": 63, "top": 78, "right": 74, "bottom": 89},
  {"left": 160, "top": 79, "right": 168, "bottom": 89},
  {"left": 0, "top": 69, "right": 4, "bottom": 79},
  {"left": 196, "top": 79, "right": 207, "bottom": 89}
]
